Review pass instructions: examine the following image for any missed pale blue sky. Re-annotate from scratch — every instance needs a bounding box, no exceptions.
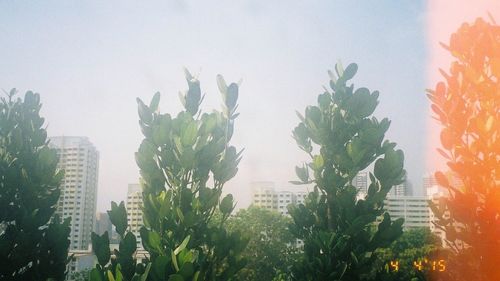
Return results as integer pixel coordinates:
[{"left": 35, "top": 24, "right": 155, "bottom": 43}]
[{"left": 0, "top": 1, "right": 429, "bottom": 211}]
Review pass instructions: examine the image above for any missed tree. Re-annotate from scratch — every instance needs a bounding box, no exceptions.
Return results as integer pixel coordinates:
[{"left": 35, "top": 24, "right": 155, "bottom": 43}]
[
  {"left": 0, "top": 89, "right": 71, "bottom": 281},
  {"left": 427, "top": 17, "right": 500, "bottom": 281},
  {"left": 90, "top": 69, "right": 247, "bottom": 281},
  {"left": 289, "top": 62, "right": 406, "bottom": 280},
  {"left": 372, "top": 228, "right": 444, "bottom": 281},
  {"left": 223, "top": 206, "right": 299, "bottom": 281}
]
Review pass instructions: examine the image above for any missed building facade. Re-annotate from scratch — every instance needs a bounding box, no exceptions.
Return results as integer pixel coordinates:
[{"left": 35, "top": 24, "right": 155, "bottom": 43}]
[
  {"left": 276, "top": 191, "right": 295, "bottom": 216},
  {"left": 388, "top": 180, "right": 413, "bottom": 197},
  {"left": 126, "top": 183, "right": 143, "bottom": 248},
  {"left": 354, "top": 171, "right": 412, "bottom": 197},
  {"left": 384, "top": 196, "right": 430, "bottom": 230},
  {"left": 95, "top": 212, "right": 112, "bottom": 236},
  {"left": 251, "top": 181, "right": 278, "bottom": 210},
  {"left": 50, "top": 136, "right": 99, "bottom": 251},
  {"left": 250, "top": 182, "right": 309, "bottom": 216}
]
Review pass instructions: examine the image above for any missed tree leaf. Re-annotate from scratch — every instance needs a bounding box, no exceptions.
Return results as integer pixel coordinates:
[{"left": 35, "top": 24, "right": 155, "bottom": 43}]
[{"left": 174, "top": 235, "right": 191, "bottom": 256}]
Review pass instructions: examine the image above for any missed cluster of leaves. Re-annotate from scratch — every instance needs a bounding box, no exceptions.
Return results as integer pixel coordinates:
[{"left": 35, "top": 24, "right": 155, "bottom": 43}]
[
  {"left": 222, "top": 206, "right": 300, "bottom": 281},
  {"left": 371, "top": 228, "right": 444, "bottom": 281},
  {"left": 68, "top": 268, "right": 91, "bottom": 281},
  {"left": 90, "top": 202, "right": 198, "bottom": 281},
  {"left": 288, "top": 63, "right": 406, "bottom": 280},
  {"left": 0, "top": 89, "right": 71, "bottom": 281},
  {"left": 90, "top": 70, "right": 247, "bottom": 281},
  {"left": 427, "top": 17, "right": 500, "bottom": 281}
]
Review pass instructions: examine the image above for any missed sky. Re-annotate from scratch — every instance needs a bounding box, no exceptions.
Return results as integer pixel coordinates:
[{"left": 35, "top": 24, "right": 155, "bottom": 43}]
[{"left": 0, "top": 1, "right": 498, "bottom": 212}]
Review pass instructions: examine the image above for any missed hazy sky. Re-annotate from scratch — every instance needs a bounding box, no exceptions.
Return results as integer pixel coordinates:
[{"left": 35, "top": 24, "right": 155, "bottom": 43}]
[{"left": 1, "top": 1, "right": 498, "bottom": 212}]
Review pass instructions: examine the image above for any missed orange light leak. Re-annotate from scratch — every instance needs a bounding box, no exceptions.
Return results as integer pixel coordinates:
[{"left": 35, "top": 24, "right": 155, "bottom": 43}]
[
  {"left": 425, "top": 2, "right": 500, "bottom": 280},
  {"left": 425, "top": 1, "right": 500, "bottom": 173}
]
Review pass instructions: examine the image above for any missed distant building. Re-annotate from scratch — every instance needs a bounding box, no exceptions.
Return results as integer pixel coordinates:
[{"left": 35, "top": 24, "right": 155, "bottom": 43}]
[
  {"left": 353, "top": 171, "right": 412, "bottom": 197},
  {"left": 384, "top": 196, "right": 430, "bottom": 230},
  {"left": 95, "top": 212, "right": 111, "bottom": 235},
  {"left": 295, "top": 191, "right": 308, "bottom": 205},
  {"left": 126, "top": 183, "right": 143, "bottom": 248},
  {"left": 388, "top": 180, "right": 413, "bottom": 197},
  {"left": 427, "top": 185, "right": 448, "bottom": 247},
  {"left": 66, "top": 250, "right": 95, "bottom": 280},
  {"left": 423, "top": 172, "right": 461, "bottom": 194},
  {"left": 250, "top": 181, "right": 310, "bottom": 216},
  {"left": 277, "top": 191, "right": 295, "bottom": 216},
  {"left": 251, "top": 181, "right": 278, "bottom": 210},
  {"left": 50, "top": 136, "right": 99, "bottom": 251},
  {"left": 425, "top": 172, "right": 463, "bottom": 248},
  {"left": 423, "top": 173, "right": 439, "bottom": 195}
]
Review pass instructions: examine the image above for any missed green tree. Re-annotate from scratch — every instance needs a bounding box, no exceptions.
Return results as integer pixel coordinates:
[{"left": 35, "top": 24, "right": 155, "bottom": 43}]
[
  {"left": 427, "top": 17, "right": 500, "bottom": 281},
  {"left": 289, "top": 62, "right": 406, "bottom": 280},
  {"left": 0, "top": 89, "right": 71, "bottom": 281},
  {"left": 89, "top": 201, "right": 199, "bottom": 281},
  {"left": 372, "top": 228, "right": 444, "bottom": 281},
  {"left": 224, "top": 206, "right": 299, "bottom": 281},
  {"left": 90, "top": 69, "right": 247, "bottom": 281}
]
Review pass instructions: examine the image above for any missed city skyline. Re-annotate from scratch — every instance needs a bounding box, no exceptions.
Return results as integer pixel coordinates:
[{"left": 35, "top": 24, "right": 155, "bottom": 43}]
[{"left": 2, "top": 1, "right": 498, "bottom": 212}]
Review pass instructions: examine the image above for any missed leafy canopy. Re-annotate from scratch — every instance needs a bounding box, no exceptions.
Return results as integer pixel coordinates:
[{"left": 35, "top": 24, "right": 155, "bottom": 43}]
[
  {"left": 427, "top": 17, "right": 500, "bottom": 281},
  {"left": 0, "top": 89, "right": 71, "bottom": 281},
  {"left": 223, "top": 206, "right": 299, "bottom": 281},
  {"left": 289, "top": 62, "right": 406, "bottom": 281},
  {"left": 90, "top": 70, "right": 247, "bottom": 281}
]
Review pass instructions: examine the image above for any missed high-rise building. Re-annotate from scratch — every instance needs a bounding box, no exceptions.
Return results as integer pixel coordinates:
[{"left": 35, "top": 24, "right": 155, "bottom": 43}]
[
  {"left": 50, "top": 136, "right": 99, "bottom": 251},
  {"left": 126, "top": 183, "right": 143, "bottom": 248},
  {"left": 388, "top": 180, "right": 413, "bottom": 197},
  {"left": 95, "top": 212, "right": 112, "bottom": 236}
]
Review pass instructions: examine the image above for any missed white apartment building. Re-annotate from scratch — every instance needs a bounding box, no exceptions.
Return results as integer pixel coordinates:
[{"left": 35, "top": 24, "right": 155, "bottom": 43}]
[
  {"left": 384, "top": 196, "right": 430, "bottom": 230},
  {"left": 251, "top": 182, "right": 310, "bottom": 216},
  {"left": 251, "top": 181, "right": 278, "bottom": 210},
  {"left": 277, "top": 191, "right": 295, "bottom": 216},
  {"left": 126, "top": 183, "right": 143, "bottom": 248},
  {"left": 50, "top": 136, "right": 99, "bottom": 251}
]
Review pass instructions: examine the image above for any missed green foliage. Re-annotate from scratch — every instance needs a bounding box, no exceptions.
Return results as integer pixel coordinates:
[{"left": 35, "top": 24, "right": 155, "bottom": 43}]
[
  {"left": 0, "top": 89, "right": 71, "bottom": 281},
  {"left": 289, "top": 63, "right": 406, "bottom": 280},
  {"left": 68, "top": 268, "right": 91, "bottom": 281},
  {"left": 223, "top": 206, "right": 299, "bottom": 281},
  {"left": 91, "top": 70, "right": 247, "bottom": 281},
  {"left": 90, "top": 201, "right": 199, "bottom": 281},
  {"left": 371, "top": 228, "right": 444, "bottom": 281},
  {"left": 136, "top": 69, "right": 247, "bottom": 280}
]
